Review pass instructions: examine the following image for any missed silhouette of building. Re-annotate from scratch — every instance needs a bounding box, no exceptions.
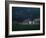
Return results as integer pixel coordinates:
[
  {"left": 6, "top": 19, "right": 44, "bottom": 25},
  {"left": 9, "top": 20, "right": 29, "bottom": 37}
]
[
  {"left": 33, "top": 18, "right": 40, "bottom": 24},
  {"left": 22, "top": 18, "right": 32, "bottom": 24}
]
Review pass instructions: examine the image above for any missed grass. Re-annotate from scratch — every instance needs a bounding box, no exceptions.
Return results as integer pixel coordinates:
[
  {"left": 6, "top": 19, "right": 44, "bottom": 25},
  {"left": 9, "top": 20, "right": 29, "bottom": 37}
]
[{"left": 12, "top": 23, "right": 40, "bottom": 31}]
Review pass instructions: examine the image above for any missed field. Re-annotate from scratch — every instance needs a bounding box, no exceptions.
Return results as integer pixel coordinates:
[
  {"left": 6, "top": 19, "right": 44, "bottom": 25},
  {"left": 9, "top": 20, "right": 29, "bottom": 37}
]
[{"left": 12, "top": 23, "right": 40, "bottom": 31}]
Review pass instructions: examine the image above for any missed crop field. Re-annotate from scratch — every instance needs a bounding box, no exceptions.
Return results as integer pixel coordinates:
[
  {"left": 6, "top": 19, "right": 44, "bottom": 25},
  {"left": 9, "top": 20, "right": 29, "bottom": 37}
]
[{"left": 12, "top": 24, "right": 40, "bottom": 31}]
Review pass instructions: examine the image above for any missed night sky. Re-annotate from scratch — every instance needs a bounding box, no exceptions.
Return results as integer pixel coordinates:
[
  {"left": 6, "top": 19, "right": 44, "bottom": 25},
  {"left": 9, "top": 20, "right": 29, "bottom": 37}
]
[{"left": 12, "top": 7, "right": 40, "bottom": 22}]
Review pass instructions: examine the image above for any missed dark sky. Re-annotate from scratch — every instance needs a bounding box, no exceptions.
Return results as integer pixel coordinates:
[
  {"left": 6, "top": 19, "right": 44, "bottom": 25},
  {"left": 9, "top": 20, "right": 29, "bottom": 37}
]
[{"left": 12, "top": 7, "right": 40, "bottom": 22}]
